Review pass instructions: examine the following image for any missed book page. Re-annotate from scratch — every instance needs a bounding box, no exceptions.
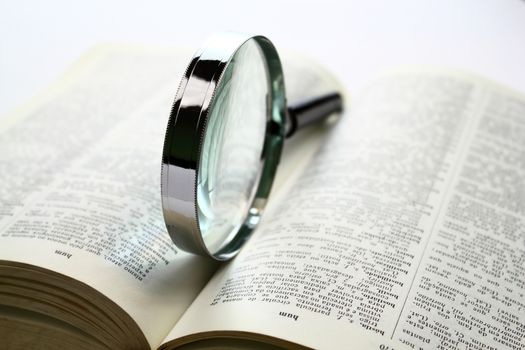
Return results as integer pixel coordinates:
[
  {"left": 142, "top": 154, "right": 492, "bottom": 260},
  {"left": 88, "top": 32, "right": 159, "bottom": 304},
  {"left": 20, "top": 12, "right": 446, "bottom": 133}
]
[
  {"left": 0, "top": 44, "right": 219, "bottom": 348},
  {"left": 163, "top": 71, "right": 524, "bottom": 350},
  {"left": 393, "top": 75, "right": 525, "bottom": 349},
  {"left": 0, "top": 44, "right": 345, "bottom": 348}
]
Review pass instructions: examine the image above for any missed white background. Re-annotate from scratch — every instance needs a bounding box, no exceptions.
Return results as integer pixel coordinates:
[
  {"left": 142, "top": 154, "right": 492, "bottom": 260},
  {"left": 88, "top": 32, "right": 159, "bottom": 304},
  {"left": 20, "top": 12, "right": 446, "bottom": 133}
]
[{"left": 1, "top": 0, "right": 524, "bottom": 118}]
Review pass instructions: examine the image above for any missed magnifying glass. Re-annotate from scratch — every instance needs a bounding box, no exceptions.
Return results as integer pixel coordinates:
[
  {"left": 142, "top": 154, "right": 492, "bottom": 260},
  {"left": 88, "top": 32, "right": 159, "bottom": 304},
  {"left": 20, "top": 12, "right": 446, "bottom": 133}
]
[{"left": 161, "top": 33, "right": 343, "bottom": 261}]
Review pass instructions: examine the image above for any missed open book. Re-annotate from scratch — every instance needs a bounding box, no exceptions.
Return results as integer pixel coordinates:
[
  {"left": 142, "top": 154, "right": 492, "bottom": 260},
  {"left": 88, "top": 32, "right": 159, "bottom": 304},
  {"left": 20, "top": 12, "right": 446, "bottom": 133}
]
[{"left": 0, "top": 44, "right": 523, "bottom": 350}]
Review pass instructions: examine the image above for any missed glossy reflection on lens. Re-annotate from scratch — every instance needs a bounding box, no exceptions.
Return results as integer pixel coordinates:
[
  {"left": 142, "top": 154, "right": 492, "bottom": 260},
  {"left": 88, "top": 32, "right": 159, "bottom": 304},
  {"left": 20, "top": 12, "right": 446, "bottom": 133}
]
[{"left": 197, "top": 39, "right": 268, "bottom": 255}]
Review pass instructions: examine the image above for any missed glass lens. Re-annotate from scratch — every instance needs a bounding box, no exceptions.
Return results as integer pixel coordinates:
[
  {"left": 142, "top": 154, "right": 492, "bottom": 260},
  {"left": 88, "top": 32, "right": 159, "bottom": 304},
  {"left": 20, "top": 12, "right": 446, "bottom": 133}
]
[{"left": 197, "top": 39, "right": 268, "bottom": 254}]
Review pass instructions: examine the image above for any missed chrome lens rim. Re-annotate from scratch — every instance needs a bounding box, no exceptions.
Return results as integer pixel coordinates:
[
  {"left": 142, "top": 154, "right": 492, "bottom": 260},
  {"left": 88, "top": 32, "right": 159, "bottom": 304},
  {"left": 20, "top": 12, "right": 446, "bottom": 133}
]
[{"left": 161, "top": 33, "right": 286, "bottom": 260}]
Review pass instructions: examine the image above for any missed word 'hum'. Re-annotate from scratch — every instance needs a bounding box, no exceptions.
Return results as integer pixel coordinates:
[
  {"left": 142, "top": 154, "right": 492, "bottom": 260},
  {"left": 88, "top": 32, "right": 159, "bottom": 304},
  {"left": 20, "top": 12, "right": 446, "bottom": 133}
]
[{"left": 54, "top": 250, "right": 72, "bottom": 259}]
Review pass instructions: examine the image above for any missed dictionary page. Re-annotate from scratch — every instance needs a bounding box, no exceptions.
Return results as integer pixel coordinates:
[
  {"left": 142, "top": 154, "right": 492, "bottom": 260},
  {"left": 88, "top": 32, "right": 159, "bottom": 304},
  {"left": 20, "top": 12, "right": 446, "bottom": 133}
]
[
  {"left": 0, "top": 44, "right": 345, "bottom": 349},
  {"left": 163, "top": 71, "right": 524, "bottom": 350}
]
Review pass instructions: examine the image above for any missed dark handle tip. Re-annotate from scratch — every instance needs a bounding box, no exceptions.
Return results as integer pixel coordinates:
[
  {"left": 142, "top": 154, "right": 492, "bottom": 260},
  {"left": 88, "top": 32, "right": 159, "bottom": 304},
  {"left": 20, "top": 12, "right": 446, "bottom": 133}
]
[{"left": 286, "top": 92, "right": 343, "bottom": 138}]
